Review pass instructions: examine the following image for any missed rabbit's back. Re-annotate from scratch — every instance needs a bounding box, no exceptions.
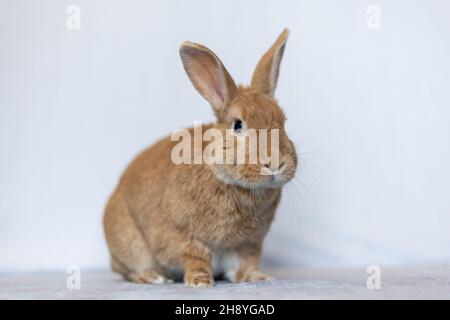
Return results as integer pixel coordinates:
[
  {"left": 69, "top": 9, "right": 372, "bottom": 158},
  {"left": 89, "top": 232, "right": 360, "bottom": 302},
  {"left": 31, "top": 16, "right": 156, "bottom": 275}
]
[{"left": 119, "top": 134, "right": 174, "bottom": 214}]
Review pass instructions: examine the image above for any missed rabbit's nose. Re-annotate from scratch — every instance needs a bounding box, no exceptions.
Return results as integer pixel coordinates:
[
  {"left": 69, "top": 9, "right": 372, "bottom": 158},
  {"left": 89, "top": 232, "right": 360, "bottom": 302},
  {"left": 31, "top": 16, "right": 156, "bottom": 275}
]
[{"left": 263, "top": 161, "right": 285, "bottom": 172}]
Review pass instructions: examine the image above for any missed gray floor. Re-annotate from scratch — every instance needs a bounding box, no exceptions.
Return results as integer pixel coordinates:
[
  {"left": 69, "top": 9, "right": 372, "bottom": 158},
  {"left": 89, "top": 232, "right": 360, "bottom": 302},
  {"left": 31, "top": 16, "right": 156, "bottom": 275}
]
[{"left": 1, "top": 266, "right": 449, "bottom": 299}]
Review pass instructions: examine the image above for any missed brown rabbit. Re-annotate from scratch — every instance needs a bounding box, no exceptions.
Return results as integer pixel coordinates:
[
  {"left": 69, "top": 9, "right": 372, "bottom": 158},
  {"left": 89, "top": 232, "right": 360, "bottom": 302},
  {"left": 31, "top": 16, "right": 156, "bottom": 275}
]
[{"left": 103, "top": 29, "right": 297, "bottom": 287}]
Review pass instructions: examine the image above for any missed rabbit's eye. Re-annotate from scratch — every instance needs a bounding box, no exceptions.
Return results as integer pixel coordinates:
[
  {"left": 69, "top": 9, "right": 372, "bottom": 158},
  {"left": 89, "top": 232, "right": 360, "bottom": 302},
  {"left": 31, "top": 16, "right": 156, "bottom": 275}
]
[{"left": 233, "top": 120, "right": 243, "bottom": 132}]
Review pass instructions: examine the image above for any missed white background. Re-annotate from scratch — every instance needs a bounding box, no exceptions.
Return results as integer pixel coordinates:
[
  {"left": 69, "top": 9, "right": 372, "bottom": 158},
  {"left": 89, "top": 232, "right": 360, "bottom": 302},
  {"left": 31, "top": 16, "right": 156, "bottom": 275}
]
[{"left": 1, "top": 0, "right": 450, "bottom": 272}]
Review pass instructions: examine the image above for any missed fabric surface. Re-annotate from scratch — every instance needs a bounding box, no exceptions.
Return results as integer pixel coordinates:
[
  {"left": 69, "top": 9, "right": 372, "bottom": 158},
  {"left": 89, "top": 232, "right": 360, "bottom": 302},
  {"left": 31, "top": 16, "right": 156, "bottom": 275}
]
[{"left": 1, "top": 266, "right": 449, "bottom": 300}]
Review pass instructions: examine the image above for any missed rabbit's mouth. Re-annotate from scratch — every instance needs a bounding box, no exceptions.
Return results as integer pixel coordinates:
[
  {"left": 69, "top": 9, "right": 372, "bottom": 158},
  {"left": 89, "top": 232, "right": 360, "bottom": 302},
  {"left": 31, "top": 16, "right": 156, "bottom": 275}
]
[
  {"left": 267, "top": 173, "right": 289, "bottom": 187},
  {"left": 213, "top": 166, "right": 290, "bottom": 189}
]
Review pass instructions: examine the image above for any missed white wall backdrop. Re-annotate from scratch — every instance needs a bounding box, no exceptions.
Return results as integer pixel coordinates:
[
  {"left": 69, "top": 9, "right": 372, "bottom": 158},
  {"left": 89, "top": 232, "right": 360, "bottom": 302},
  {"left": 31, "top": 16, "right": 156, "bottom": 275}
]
[{"left": 1, "top": 0, "right": 450, "bottom": 272}]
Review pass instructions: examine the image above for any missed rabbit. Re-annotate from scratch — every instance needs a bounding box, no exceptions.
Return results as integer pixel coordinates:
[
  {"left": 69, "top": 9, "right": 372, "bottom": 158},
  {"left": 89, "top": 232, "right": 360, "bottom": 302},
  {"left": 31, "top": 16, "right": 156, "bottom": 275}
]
[{"left": 103, "top": 29, "right": 297, "bottom": 287}]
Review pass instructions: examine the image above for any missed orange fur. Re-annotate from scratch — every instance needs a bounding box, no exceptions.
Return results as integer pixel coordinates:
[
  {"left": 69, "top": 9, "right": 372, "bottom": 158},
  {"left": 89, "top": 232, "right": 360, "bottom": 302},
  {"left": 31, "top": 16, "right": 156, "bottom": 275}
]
[{"left": 103, "top": 29, "right": 297, "bottom": 287}]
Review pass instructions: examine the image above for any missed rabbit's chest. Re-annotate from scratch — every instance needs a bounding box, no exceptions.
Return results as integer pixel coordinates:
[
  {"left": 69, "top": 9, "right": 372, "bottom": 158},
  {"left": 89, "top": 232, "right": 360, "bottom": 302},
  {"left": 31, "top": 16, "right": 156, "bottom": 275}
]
[{"left": 199, "top": 194, "right": 278, "bottom": 248}]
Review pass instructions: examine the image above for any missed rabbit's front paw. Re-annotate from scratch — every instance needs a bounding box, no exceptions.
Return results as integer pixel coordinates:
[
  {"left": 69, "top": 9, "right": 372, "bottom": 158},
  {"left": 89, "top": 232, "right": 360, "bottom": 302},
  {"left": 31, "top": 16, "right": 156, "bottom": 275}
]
[
  {"left": 236, "top": 270, "right": 273, "bottom": 283},
  {"left": 184, "top": 270, "right": 214, "bottom": 287}
]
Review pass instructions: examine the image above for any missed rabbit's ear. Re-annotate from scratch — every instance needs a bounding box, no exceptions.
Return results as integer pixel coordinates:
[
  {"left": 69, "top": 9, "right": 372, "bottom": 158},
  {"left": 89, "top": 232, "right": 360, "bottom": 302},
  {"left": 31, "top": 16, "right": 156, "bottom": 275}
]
[
  {"left": 180, "top": 42, "right": 237, "bottom": 114},
  {"left": 251, "top": 28, "right": 289, "bottom": 98}
]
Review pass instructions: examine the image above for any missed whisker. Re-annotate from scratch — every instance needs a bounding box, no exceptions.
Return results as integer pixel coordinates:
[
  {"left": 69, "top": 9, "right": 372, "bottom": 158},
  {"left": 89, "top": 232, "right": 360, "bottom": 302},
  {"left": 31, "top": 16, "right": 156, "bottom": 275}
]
[{"left": 285, "top": 180, "right": 303, "bottom": 215}]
